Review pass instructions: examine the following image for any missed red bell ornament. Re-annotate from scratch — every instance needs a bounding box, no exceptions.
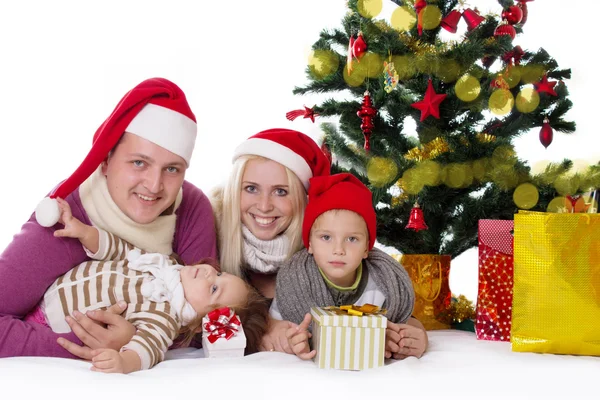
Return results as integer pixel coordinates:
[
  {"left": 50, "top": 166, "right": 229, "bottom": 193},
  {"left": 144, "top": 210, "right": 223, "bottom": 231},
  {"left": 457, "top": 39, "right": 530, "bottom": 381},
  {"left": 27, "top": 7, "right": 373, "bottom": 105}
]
[
  {"left": 405, "top": 202, "right": 429, "bottom": 231},
  {"left": 539, "top": 117, "right": 553, "bottom": 148},
  {"left": 502, "top": 5, "right": 523, "bottom": 25},
  {"left": 462, "top": 8, "right": 485, "bottom": 31},
  {"left": 441, "top": 9, "right": 462, "bottom": 33}
]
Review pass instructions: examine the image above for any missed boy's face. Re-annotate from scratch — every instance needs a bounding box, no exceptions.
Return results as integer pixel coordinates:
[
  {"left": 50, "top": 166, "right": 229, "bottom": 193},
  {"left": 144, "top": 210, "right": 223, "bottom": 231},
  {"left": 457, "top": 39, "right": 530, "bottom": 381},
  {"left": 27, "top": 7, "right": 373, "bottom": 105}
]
[
  {"left": 180, "top": 264, "right": 249, "bottom": 315},
  {"left": 308, "top": 210, "right": 369, "bottom": 287}
]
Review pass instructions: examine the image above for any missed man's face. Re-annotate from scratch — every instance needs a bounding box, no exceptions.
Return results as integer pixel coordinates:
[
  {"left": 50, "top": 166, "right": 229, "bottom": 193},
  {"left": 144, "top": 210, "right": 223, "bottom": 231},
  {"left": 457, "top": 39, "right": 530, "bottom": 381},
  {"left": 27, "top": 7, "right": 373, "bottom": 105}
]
[{"left": 102, "top": 132, "right": 187, "bottom": 224}]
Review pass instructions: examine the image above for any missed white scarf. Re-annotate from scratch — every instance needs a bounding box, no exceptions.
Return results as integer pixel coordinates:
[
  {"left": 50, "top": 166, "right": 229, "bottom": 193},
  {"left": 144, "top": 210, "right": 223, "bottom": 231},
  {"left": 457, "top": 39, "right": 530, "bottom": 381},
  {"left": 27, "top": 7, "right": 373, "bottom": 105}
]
[
  {"left": 79, "top": 168, "right": 182, "bottom": 255},
  {"left": 242, "top": 225, "right": 290, "bottom": 274},
  {"left": 126, "top": 249, "right": 197, "bottom": 326}
]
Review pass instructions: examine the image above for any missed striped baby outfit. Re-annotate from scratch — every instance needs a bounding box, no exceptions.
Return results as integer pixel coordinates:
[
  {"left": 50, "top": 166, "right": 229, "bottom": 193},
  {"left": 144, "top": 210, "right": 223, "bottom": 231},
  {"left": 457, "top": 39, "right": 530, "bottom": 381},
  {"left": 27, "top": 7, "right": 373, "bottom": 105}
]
[{"left": 41, "top": 229, "right": 193, "bottom": 370}]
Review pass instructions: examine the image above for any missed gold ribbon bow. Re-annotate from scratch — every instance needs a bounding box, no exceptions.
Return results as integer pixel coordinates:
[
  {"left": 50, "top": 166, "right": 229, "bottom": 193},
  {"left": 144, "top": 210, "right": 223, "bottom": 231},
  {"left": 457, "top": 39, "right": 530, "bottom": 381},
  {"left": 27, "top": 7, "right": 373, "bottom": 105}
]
[{"left": 324, "top": 304, "right": 387, "bottom": 316}]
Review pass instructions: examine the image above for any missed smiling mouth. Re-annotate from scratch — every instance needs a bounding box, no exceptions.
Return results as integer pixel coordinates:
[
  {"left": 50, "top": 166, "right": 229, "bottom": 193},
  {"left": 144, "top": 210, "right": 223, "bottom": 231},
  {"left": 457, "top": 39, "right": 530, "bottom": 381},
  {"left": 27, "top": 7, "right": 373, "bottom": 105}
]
[
  {"left": 251, "top": 213, "right": 278, "bottom": 226},
  {"left": 137, "top": 193, "right": 159, "bottom": 203}
]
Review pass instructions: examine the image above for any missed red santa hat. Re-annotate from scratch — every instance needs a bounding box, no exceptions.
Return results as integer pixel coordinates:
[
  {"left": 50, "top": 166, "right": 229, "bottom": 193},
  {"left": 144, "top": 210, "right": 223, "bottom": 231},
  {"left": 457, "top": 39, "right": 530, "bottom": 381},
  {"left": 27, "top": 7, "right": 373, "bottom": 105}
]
[
  {"left": 302, "top": 173, "right": 377, "bottom": 250},
  {"left": 232, "top": 128, "right": 330, "bottom": 190},
  {"left": 35, "top": 77, "right": 197, "bottom": 227}
]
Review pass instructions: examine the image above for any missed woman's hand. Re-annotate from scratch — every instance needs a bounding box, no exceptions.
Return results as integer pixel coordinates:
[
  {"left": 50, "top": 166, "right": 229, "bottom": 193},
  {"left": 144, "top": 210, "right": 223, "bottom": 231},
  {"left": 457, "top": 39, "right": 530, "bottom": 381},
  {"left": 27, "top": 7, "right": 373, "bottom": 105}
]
[
  {"left": 57, "top": 302, "right": 136, "bottom": 360},
  {"left": 259, "top": 317, "right": 295, "bottom": 353}
]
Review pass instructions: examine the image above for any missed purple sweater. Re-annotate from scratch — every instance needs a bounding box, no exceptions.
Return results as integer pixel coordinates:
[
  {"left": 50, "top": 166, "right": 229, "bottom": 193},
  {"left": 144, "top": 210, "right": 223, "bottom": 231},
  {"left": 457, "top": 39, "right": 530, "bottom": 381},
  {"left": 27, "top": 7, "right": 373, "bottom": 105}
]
[{"left": 0, "top": 180, "right": 217, "bottom": 358}]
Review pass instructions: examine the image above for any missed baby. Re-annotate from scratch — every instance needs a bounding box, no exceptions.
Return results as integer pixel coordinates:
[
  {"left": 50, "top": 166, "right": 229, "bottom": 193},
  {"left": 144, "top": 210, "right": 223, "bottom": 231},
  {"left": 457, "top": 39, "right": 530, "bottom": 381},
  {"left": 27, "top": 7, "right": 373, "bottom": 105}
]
[
  {"left": 24, "top": 198, "right": 268, "bottom": 374},
  {"left": 271, "top": 173, "right": 418, "bottom": 359}
]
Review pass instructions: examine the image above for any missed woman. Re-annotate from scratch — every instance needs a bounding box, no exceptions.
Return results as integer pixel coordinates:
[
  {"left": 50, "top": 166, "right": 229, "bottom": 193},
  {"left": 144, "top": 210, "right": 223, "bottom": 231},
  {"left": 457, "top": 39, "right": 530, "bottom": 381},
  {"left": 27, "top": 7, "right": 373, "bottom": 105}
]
[
  {"left": 213, "top": 128, "right": 428, "bottom": 358},
  {"left": 0, "top": 77, "right": 217, "bottom": 359},
  {"left": 211, "top": 128, "right": 330, "bottom": 299}
]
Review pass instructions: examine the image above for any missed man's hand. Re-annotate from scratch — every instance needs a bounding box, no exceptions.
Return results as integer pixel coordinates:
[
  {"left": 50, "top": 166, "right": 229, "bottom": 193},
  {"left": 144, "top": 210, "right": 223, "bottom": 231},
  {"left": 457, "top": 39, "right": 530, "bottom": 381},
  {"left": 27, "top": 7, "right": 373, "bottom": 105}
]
[
  {"left": 57, "top": 302, "right": 136, "bottom": 360},
  {"left": 259, "top": 317, "right": 296, "bottom": 353},
  {"left": 286, "top": 313, "right": 316, "bottom": 360}
]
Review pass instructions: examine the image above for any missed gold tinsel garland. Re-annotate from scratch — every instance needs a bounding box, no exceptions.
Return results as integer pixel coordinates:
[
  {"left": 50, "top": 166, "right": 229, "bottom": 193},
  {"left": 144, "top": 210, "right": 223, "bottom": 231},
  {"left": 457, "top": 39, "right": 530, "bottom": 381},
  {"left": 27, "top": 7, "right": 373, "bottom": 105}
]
[
  {"left": 438, "top": 295, "right": 476, "bottom": 324},
  {"left": 404, "top": 137, "right": 451, "bottom": 161}
]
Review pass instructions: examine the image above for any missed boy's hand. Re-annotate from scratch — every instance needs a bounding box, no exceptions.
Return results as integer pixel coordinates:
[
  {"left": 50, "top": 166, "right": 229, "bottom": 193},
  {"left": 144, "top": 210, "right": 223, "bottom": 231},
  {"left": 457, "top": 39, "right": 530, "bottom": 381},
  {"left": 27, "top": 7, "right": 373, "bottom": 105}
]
[
  {"left": 385, "top": 319, "right": 428, "bottom": 359},
  {"left": 90, "top": 348, "right": 125, "bottom": 374},
  {"left": 286, "top": 313, "right": 316, "bottom": 360},
  {"left": 53, "top": 197, "right": 88, "bottom": 239}
]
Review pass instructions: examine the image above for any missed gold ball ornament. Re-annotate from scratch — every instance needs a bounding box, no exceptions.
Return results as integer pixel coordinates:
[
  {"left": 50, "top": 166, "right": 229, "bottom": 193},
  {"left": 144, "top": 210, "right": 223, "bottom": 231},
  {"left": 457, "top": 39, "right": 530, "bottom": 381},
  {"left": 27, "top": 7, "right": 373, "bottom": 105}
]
[
  {"left": 444, "top": 163, "right": 467, "bottom": 188},
  {"left": 515, "top": 87, "right": 540, "bottom": 113},
  {"left": 367, "top": 157, "right": 399, "bottom": 188},
  {"left": 343, "top": 65, "right": 365, "bottom": 87},
  {"left": 421, "top": 5, "right": 442, "bottom": 30},
  {"left": 416, "top": 160, "right": 442, "bottom": 186},
  {"left": 357, "top": 0, "right": 383, "bottom": 18},
  {"left": 401, "top": 168, "right": 425, "bottom": 194},
  {"left": 308, "top": 50, "right": 339, "bottom": 80},
  {"left": 488, "top": 89, "right": 514, "bottom": 116},
  {"left": 455, "top": 74, "right": 481, "bottom": 102},
  {"left": 472, "top": 159, "right": 489, "bottom": 181},
  {"left": 513, "top": 182, "right": 539, "bottom": 209},
  {"left": 391, "top": 6, "right": 417, "bottom": 32},
  {"left": 355, "top": 52, "right": 384, "bottom": 78},
  {"left": 435, "top": 59, "right": 461, "bottom": 83},
  {"left": 496, "top": 67, "right": 521, "bottom": 88},
  {"left": 391, "top": 55, "right": 416, "bottom": 80},
  {"left": 520, "top": 64, "right": 546, "bottom": 84},
  {"left": 489, "top": 165, "right": 519, "bottom": 190},
  {"left": 547, "top": 196, "right": 569, "bottom": 213}
]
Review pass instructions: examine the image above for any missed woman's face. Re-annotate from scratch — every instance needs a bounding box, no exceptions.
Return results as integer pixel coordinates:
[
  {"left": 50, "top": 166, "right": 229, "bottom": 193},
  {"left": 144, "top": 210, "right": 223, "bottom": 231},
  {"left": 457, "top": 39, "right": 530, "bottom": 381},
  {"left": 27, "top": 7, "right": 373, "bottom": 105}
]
[
  {"left": 102, "top": 132, "right": 187, "bottom": 224},
  {"left": 240, "top": 158, "right": 295, "bottom": 241}
]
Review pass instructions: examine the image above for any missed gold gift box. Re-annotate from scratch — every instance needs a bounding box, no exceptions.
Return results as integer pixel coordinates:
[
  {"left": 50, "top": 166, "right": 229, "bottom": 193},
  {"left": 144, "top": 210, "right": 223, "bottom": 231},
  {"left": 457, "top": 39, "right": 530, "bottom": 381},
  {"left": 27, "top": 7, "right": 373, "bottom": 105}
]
[{"left": 310, "top": 306, "right": 387, "bottom": 370}]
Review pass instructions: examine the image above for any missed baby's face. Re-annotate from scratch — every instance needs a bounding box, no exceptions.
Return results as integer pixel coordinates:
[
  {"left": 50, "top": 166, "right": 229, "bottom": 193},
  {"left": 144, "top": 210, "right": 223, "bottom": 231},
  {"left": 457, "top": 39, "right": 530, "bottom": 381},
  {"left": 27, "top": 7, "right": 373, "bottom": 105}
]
[
  {"left": 180, "top": 264, "right": 248, "bottom": 315},
  {"left": 308, "top": 210, "right": 369, "bottom": 287}
]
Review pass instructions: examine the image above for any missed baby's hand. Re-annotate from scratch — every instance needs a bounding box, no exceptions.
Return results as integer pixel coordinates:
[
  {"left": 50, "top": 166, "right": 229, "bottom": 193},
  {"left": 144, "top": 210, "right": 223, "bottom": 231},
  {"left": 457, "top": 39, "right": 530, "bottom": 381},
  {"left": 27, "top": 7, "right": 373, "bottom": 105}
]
[
  {"left": 286, "top": 313, "right": 316, "bottom": 360},
  {"left": 90, "top": 348, "right": 125, "bottom": 374},
  {"left": 53, "top": 198, "right": 88, "bottom": 239}
]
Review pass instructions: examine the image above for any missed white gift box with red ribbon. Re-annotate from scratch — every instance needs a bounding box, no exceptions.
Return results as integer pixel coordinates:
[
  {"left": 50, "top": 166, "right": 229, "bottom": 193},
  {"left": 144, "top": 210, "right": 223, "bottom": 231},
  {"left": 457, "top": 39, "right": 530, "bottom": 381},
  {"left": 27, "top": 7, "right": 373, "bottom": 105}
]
[{"left": 201, "top": 307, "right": 246, "bottom": 358}]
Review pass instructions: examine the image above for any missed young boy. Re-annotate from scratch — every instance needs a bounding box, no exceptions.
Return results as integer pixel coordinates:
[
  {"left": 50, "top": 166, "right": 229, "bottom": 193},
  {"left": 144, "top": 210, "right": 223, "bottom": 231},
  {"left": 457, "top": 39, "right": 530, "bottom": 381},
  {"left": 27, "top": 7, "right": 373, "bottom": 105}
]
[{"left": 270, "top": 173, "right": 422, "bottom": 360}]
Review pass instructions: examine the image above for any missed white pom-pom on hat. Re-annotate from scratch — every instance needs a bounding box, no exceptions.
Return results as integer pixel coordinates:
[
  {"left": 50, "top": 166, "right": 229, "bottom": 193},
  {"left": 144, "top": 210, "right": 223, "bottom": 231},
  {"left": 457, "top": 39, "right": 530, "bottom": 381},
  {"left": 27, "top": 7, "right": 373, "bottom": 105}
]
[{"left": 35, "top": 197, "right": 60, "bottom": 227}]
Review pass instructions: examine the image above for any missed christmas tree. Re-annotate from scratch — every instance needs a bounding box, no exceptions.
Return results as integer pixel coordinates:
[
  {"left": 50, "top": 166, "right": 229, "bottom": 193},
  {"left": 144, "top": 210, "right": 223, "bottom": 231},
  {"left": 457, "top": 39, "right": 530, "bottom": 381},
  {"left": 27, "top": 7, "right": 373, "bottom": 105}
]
[{"left": 289, "top": 0, "right": 599, "bottom": 259}]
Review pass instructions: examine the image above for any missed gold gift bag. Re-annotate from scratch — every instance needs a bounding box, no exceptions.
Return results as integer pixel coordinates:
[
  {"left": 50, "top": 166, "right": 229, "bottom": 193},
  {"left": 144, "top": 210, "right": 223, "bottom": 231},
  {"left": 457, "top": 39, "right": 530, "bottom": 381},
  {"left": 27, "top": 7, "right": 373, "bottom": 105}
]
[
  {"left": 512, "top": 211, "right": 600, "bottom": 356},
  {"left": 397, "top": 254, "right": 452, "bottom": 330}
]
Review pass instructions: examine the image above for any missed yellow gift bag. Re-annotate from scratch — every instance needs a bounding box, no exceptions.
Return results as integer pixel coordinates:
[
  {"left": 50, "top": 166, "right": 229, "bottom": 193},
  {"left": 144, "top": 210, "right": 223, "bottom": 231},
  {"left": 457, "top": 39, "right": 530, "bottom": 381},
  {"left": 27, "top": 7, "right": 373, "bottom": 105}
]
[{"left": 512, "top": 211, "right": 600, "bottom": 356}]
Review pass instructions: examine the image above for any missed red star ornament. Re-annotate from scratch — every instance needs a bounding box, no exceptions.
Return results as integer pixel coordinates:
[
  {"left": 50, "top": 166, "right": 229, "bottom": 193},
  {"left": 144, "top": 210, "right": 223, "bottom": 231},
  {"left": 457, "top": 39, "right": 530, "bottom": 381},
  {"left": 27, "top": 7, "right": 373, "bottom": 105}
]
[
  {"left": 411, "top": 79, "right": 447, "bottom": 121},
  {"left": 534, "top": 75, "right": 557, "bottom": 96}
]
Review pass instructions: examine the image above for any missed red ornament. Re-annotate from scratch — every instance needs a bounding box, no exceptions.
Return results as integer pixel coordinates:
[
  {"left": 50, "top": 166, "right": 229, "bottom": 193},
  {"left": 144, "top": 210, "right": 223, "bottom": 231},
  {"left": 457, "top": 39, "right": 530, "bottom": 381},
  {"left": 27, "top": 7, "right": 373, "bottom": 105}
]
[
  {"left": 494, "top": 19, "right": 516, "bottom": 40},
  {"left": 539, "top": 117, "right": 553, "bottom": 148},
  {"left": 441, "top": 9, "right": 462, "bottom": 33},
  {"left": 411, "top": 79, "right": 447, "bottom": 121},
  {"left": 534, "top": 75, "right": 558, "bottom": 96},
  {"left": 347, "top": 32, "right": 367, "bottom": 74},
  {"left": 357, "top": 91, "right": 377, "bottom": 151},
  {"left": 320, "top": 141, "right": 332, "bottom": 165},
  {"left": 285, "top": 106, "right": 318, "bottom": 122},
  {"left": 347, "top": 34, "right": 356, "bottom": 74},
  {"left": 517, "top": 0, "right": 534, "bottom": 25},
  {"left": 406, "top": 202, "right": 428, "bottom": 231},
  {"left": 462, "top": 8, "right": 485, "bottom": 31},
  {"left": 502, "top": 5, "right": 523, "bottom": 25},
  {"left": 502, "top": 46, "right": 524, "bottom": 66},
  {"left": 415, "top": 0, "right": 427, "bottom": 36},
  {"left": 352, "top": 32, "right": 367, "bottom": 60}
]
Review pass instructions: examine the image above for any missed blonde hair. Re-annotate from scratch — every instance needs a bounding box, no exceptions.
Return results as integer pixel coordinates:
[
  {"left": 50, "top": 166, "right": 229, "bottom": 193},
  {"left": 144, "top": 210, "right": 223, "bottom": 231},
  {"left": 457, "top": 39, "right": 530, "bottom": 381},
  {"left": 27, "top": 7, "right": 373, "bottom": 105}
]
[
  {"left": 210, "top": 155, "right": 307, "bottom": 278},
  {"left": 177, "top": 283, "right": 270, "bottom": 355}
]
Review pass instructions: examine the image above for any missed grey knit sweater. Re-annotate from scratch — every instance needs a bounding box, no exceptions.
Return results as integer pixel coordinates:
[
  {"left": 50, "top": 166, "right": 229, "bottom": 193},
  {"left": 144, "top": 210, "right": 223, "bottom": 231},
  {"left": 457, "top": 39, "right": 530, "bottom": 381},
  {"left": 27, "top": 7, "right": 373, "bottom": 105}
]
[{"left": 275, "top": 248, "right": 415, "bottom": 326}]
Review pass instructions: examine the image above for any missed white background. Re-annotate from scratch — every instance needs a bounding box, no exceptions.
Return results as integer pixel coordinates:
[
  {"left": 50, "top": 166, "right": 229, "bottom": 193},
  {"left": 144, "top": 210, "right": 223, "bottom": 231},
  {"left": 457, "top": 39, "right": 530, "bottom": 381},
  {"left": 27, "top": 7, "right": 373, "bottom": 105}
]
[{"left": 0, "top": 0, "right": 597, "bottom": 300}]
